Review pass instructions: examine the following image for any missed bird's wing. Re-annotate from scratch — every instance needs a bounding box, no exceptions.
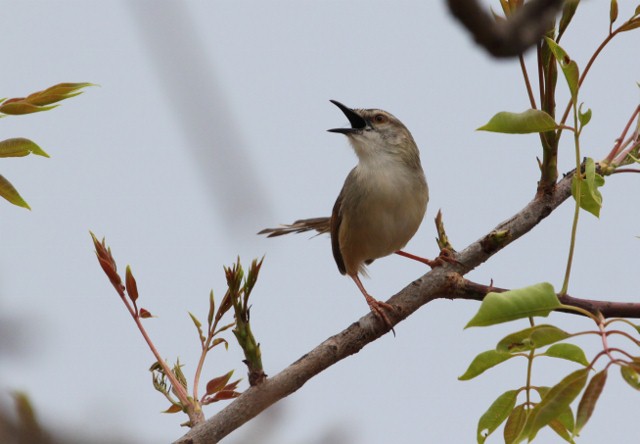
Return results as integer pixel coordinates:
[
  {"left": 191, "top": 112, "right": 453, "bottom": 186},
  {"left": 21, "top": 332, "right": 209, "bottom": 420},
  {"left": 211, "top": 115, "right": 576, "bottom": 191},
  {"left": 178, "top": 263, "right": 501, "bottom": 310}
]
[{"left": 330, "top": 187, "right": 347, "bottom": 275}]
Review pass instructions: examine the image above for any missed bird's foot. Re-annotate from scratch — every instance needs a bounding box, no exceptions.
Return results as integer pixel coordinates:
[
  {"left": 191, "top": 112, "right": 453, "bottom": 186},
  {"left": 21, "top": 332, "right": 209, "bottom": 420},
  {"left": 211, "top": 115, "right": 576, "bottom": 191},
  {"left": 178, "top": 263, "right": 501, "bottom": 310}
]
[
  {"left": 395, "top": 248, "right": 460, "bottom": 269},
  {"left": 435, "top": 247, "right": 460, "bottom": 266},
  {"left": 363, "top": 293, "right": 396, "bottom": 336}
]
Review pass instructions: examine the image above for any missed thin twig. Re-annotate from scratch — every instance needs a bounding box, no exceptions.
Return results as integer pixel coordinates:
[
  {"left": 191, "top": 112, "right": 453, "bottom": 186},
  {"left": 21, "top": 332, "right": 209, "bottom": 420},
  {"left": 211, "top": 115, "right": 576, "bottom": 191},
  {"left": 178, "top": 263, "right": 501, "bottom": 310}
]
[{"left": 519, "top": 54, "right": 538, "bottom": 109}]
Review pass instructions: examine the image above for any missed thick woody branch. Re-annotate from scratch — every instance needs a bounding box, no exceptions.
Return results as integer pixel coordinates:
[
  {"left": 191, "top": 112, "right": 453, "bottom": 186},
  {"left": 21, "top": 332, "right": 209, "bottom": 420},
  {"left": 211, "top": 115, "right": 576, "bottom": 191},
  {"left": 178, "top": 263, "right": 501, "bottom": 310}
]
[
  {"left": 446, "top": 0, "right": 564, "bottom": 57},
  {"left": 177, "top": 171, "right": 615, "bottom": 443}
]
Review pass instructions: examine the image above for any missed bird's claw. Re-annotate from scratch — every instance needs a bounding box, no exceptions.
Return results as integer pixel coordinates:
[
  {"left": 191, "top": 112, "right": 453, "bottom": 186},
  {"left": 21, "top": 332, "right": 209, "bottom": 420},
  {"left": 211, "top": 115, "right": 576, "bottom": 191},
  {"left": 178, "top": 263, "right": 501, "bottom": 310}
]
[
  {"left": 432, "top": 247, "right": 461, "bottom": 267},
  {"left": 364, "top": 295, "right": 396, "bottom": 336}
]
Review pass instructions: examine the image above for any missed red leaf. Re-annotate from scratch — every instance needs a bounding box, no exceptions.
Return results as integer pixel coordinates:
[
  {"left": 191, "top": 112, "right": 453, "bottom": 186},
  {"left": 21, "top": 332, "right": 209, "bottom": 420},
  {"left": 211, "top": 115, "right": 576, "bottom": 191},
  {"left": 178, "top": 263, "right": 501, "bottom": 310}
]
[
  {"left": 576, "top": 370, "right": 607, "bottom": 434},
  {"left": 91, "top": 233, "right": 117, "bottom": 270},
  {"left": 90, "top": 233, "right": 125, "bottom": 294},
  {"left": 222, "top": 379, "right": 241, "bottom": 392},
  {"left": 125, "top": 265, "right": 139, "bottom": 305},
  {"left": 212, "top": 390, "right": 240, "bottom": 401},
  {"left": 96, "top": 255, "right": 124, "bottom": 295},
  {"left": 205, "top": 370, "right": 234, "bottom": 396},
  {"left": 139, "top": 308, "right": 153, "bottom": 318},
  {"left": 162, "top": 404, "right": 182, "bottom": 414}
]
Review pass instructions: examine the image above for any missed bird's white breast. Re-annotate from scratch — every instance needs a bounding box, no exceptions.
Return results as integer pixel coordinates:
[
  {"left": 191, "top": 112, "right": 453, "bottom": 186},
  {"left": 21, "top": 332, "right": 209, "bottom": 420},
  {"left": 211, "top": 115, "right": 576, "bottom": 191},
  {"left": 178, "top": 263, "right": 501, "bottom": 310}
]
[{"left": 339, "top": 156, "right": 429, "bottom": 272}]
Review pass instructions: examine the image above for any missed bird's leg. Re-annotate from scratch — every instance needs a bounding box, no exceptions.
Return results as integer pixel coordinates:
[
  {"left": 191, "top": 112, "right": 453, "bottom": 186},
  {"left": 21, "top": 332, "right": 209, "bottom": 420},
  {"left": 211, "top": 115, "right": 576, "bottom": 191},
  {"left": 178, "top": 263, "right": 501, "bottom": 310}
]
[
  {"left": 351, "top": 275, "right": 396, "bottom": 335},
  {"left": 395, "top": 250, "right": 438, "bottom": 267},
  {"left": 395, "top": 248, "right": 459, "bottom": 268}
]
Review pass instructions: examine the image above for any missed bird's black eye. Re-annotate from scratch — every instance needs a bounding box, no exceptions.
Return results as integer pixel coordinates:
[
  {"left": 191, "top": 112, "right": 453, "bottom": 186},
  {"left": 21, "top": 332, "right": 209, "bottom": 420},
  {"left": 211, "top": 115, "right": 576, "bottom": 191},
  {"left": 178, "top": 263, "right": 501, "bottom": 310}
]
[{"left": 373, "top": 114, "right": 388, "bottom": 124}]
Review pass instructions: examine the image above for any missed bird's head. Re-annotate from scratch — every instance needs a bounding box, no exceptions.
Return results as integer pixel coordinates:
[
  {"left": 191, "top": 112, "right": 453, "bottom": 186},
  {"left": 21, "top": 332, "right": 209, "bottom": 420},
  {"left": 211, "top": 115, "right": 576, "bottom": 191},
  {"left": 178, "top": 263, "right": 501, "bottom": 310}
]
[{"left": 327, "top": 100, "right": 420, "bottom": 167}]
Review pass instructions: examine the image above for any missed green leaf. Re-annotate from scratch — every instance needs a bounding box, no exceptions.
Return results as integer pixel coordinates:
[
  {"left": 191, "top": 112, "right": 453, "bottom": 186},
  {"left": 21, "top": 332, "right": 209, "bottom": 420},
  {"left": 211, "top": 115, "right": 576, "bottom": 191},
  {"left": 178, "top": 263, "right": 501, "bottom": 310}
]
[
  {"left": 189, "top": 311, "right": 205, "bottom": 344},
  {"left": 172, "top": 359, "right": 188, "bottom": 390},
  {"left": 575, "top": 370, "right": 607, "bottom": 435},
  {"left": 477, "top": 390, "right": 518, "bottom": 444},
  {"left": 0, "top": 174, "right": 30, "bottom": 209},
  {"left": 25, "top": 82, "right": 95, "bottom": 106},
  {"left": 459, "top": 350, "right": 516, "bottom": 380},
  {"left": 214, "top": 321, "right": 235, "bottom": 336},
  {"left": 207, "top": 290, "right": 215, "bottom": 328},
  {"left": 503, "top": 404, "right": 528, "bottom": 444},
  {"left": 0, "top": 101, "right": 58, "bottom": 115},
  {"left": 555, "top": 405, "right": 575, "bottom": 436},
  {"left": 533, "top": 386, "right": 550, "bottom": 398},
  {"left": 477, "top": 109, "right": 558, "bottom": 134},
  {"left": 618, "top": 17, "right": 640, "bottom": 33},
  {"left": 543, "top": 343, "right": 589, "bottom": 366},
  {"left": 497, "top": 325, "right": 569, "bottom": 353},
  {"left": 610, "top": 0, "right": 619, "bottom": 25},
  {"left": 0, "top": 138, "right": 49, "bottom": 158},
  {"left": 558, "top": 0, "right": 580, "bottom": 41},
  {"left": 527, "top": 369, "right": 589, "bottom": 441},
  {"left": 466, "top": 282, "right": 560, "bottom": 328},
  {"left": 578, "top": 103, "right": 592, "bottom": 128},
  {"left": 571, "top": 157, "right": 604, "bottom": 217},
  {"left": 620, "top": 365, "right": 640, "bottom": 390},
  {"left": 545, "top": 38, "right": 579, "bottom": 99},
  {"left": 211, "top": 337, "right": 228, "bottom": 350},
  {"left": 549, "top": 418, "right": 575, "bottom": 443}
]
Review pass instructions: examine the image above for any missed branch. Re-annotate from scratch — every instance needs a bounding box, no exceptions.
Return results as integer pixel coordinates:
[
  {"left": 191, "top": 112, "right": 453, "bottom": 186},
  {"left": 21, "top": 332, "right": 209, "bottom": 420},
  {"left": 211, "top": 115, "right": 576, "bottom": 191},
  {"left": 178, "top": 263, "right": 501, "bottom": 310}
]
[
  {"left": 446, "top": 0, "right": 564, "bottom": 57},
  {"left": 458, "top": 279, "right": 640, "bottom": 318},
  {"left": 176, "top": 171, "right": 592, "bottom": 443}
]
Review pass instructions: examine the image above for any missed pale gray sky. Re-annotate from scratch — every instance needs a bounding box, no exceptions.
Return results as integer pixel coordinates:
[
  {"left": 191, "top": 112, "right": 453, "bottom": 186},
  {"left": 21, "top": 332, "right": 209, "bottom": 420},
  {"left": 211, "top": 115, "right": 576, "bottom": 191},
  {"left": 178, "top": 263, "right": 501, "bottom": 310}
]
[{"left": 1, "top": 2, "right": 639, "bottom": 443}]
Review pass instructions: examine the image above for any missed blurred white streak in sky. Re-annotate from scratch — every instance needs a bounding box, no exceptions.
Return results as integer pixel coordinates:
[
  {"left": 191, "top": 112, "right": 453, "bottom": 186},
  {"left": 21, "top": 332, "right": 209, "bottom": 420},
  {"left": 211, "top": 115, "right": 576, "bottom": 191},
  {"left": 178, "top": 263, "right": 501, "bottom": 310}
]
[{"left": 126, "top": 1, "right": 271, "bottom": 234}]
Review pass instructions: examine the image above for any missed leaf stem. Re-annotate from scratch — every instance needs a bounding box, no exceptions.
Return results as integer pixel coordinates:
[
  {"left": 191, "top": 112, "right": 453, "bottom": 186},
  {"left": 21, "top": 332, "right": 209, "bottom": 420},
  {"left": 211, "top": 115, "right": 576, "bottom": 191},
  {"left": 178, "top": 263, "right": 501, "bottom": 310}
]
[
  {"left": 193, "top": 311, "right": 224, "bottom": 403},
  {"left": 557, "top": 31, "right": 617, "bottom": 131},
  {"left": 557, "top": 304, "right": 598, "bottom": 322},
  {"left": 525, "top": 316, "right": 535, "bottom": 407},
  {"left": 525, "top": 349, "right": 534, "bottom": 407},
  {"left": 605, "top": 317, "right": 640, "bottom": 330},
  {"left": 598, "top": 315, "right": 625, "bottom": 365},
  {"left": 610, "top": 105, "right": 640, "bottom": 164},
  {"left": 605, "top": 347, "right": 635, "bottom": 361},
  {"left": 560, "top": 100, "right": 581, "bottom": 296},
  {"left": 606, "top": 329, "right": 640, "bottom": 347}
]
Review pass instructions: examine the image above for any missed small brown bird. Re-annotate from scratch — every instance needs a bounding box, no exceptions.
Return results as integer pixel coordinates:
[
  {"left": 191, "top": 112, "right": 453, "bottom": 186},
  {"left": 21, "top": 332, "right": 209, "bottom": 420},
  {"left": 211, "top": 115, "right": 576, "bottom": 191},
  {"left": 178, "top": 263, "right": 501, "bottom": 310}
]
[{"left": 260, "top": 100, "right": 434, "bottom": 331}]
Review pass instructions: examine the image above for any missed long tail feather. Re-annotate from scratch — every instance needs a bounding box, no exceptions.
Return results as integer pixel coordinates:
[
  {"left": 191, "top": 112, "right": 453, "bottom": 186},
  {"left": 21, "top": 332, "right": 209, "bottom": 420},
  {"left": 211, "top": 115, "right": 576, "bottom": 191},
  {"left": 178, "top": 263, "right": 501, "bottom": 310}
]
[{"left": 258, "top": 217, "right": 330, "bottom": 237}]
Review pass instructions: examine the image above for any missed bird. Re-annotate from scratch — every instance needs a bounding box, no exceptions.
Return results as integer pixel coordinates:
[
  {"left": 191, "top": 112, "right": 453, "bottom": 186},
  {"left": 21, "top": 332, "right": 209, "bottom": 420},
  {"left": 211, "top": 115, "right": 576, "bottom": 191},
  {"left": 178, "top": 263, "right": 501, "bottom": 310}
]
[{"left": 259, "top": 100, "right": 436, "bottom": 332}]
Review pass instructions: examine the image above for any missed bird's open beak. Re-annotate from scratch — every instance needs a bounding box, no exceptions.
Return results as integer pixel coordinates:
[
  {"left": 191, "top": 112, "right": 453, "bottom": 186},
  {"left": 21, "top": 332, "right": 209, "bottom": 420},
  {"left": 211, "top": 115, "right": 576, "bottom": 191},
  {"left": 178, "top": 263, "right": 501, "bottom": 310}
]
[{"left": 327, "top": 100, "right": 366, "bottom": 134}]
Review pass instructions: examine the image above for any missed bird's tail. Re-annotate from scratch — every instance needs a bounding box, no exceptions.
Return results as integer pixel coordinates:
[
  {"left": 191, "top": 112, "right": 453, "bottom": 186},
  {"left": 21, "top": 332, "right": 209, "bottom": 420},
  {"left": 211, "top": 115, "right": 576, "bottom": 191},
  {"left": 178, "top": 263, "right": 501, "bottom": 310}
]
[{"left": 258, "top": 217, "right": 330, "bottom": 237}]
